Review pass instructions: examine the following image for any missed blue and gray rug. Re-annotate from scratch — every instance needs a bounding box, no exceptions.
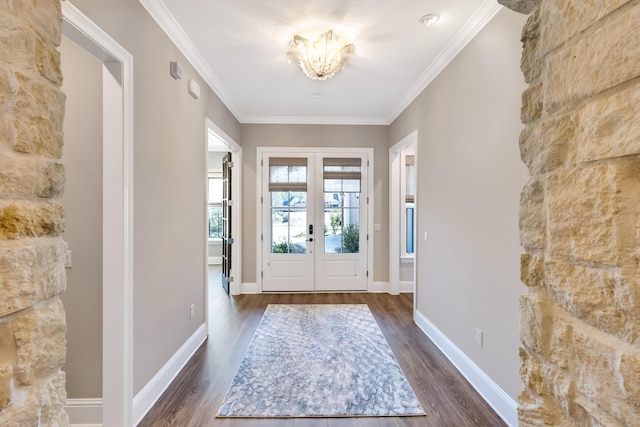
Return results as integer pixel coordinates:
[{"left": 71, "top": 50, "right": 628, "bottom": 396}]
[{"left": 216, "top": 304, "right": 425, "bottom": 418}]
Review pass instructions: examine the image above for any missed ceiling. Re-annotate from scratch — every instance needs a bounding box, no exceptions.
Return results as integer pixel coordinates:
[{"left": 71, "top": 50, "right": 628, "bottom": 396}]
[{"left": 140, "top": 0, "right": 502, "bottom": 125}]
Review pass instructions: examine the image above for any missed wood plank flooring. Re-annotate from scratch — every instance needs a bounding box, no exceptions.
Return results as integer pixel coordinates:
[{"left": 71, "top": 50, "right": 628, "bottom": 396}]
[{"left": 138, "top": 267, "right": 507, "bottom": 426}]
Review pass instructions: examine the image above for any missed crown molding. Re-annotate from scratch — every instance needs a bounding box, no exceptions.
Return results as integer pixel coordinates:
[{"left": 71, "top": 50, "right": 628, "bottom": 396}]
[
  {"left": 138, "top": 0, "right": 242, "bottom": 121},
  {"left": 241, "top": 115, "right": 389, "bottom": 126},
  {"left": 386, "top": 0, "right": 503, "bottom": 124}
]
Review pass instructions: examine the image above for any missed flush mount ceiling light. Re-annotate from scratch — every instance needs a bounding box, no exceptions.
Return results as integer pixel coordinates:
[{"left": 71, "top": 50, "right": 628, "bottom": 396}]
[
  {"left": 287, "top": 29, "right": 355, "bottom": 81},
  {"left": 419, "top": 14, "right": 439, "bottom": 26}
]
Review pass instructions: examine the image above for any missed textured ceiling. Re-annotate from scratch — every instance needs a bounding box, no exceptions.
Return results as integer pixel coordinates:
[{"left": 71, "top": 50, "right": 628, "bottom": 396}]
[{"left": 142, "top": 0, "right": 502, "bottom": 124}]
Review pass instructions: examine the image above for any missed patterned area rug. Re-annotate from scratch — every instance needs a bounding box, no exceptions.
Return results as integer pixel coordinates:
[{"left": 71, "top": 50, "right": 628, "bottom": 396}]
[{"left": 216, "top": 304, "right": 425, "bottom": 418}]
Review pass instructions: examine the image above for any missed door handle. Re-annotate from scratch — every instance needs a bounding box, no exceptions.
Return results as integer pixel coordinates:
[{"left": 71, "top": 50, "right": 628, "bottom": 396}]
[{"left": 306, "top": 238, "right": 314, "bottom": 242}]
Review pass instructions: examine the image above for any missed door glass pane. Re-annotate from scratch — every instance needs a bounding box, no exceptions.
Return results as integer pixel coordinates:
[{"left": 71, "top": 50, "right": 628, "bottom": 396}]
[
  {"left": 270, "top": 166, "right": 306, "bottom": 185},
  {"left": 270, "top": 190, "right": 307, "bottom": 254},
  {"left": 208, "top": 206, "right": 222, "bottom": 238},
  {"left": 324, "top": 209, "right": 342, "bottom": 253},
  {"left": 342, "top": 179, "right": 361, "bottom": 193},
  {"left": 322, "top": 158, "right": 361, "bottom": 254}
]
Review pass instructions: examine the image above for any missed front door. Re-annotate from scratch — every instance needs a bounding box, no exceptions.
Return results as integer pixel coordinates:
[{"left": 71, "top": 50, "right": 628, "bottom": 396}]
[{"left": 261, "top": 151, "right": 368, "bottom": 292}]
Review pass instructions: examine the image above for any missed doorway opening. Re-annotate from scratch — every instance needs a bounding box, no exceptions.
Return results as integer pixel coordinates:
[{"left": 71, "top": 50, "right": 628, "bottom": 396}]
[
  {"left": 62, "top": 2, "right": 134, "bottom": 425},
  {"left": 204, "top": 119, "right": 242, "bottom": 330},
  {"left": 389, "top": 131, "right": 417, "bottom": 300}
]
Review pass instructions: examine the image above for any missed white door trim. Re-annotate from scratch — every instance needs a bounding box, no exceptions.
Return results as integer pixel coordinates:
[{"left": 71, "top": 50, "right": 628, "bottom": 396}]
[
  {"left": 389, "top": 131, "right": 417, "bottom": 298},
  {"left": 62, "top": 3, "right": 134, "bottom": 426},
  {"left": 256, "top": 147, "right": 374, "bottom": 293}
]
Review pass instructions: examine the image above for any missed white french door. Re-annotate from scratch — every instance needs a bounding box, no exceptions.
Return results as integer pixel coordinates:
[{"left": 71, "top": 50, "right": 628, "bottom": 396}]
[{"left": 260, "top": 150, "right": 369, "bottom": 292}]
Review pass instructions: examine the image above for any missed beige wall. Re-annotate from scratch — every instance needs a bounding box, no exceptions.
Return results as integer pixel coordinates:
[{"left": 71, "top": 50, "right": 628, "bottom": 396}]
[
  {"left": 240, "top": 124, "right": 389, "bottom": 284},
  {"left": 60, "top": 35, "right": 103, "bottom": 399},
  {"left": 70, "top": 0, "right": 240, "bottom": 394},
  {"left": 390, "top": 8, "right": 528, "bottom": 399}
]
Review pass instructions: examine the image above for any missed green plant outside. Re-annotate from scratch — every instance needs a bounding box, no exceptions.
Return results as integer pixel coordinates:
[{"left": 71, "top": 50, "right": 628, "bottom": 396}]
[
  {"left": 272, "top": 239, "right": 306, "bottom": 254},
  {"left": 343, "top": 224, "right": 359, "bottom": 253}
]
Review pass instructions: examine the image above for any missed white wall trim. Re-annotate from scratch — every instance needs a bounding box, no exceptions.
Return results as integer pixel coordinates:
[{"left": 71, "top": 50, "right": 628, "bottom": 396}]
[
  {"left": 241, "top": 115, "right": 389, "bottom": 126},
  {"left": 240, "top": 282, "right": 259, "bottom": 294},
  {"left": 387, "top": 0, "right": 503, "bottom": 123},
  {"left": 62, "top": 3, "right": 134, "bottom": 427},
  {"left": 132, "top": 324, "right": 207, "bottom": 426},
  {"left": 389, "top": 131, "right": 418, "bottom": 297},
  {"left": 205, "top": 119, "right": 243, "bottom": 297},
  {"left": 369, "top": 282, "right": 391, "bottom": 293},
  {"left": 67, "top": 398, "right": 103, "bottom": 427},
  {"left": 138, "top": 0, "right": 241, "bottom": 121},
  {"left": 399, "top": 281, "right": 414, "bottom": 293},
  {"left": 207, "top": 256, "right": 222, "bottom": 265},
  {"left": 414, "top": 310, "right": 518, "bottom": 427}
]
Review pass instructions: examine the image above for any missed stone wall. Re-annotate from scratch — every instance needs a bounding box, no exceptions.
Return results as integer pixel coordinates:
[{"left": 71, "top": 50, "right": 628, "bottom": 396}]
[
  {"left": 506, "top": 0, "right": 640, "bottom": 425},
  {"left": 0, "top": 0, "right": 68, "bottom": 425}
]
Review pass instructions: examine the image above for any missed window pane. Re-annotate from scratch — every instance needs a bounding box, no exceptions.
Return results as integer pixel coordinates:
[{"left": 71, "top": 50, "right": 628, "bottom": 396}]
[
  {"left": 342, "top": 179, "right": 360, "bottom": 193},
  {"left": 324, "top": 192, "right": 342, "bottom": 207},
  {"left": 269, "top": 166, "right": 289, "bottom": 183},
  {"left": 406, "top": 207, "right": 415, "bottom": 254},
  {"left": 324, "top": 179, "right": 342, "bottom": 192},
  {"left": 289, "top": 166, "right": 306, "bottom": 183},
  {"left": 208, "top": 177, "right": 222, "bottom": 203},
  {"left": 271, "top": 192, "right": 289, "bottom": 207},
  {"left": 287, "top": 192, "right": 306, "bottom": 207},
  {"left": 270, "top": 191, "right": 306, "bottom": 254},
  {"left": 324, "top": 209, "right": 341, "bottom": 254},
  {"left": 342, "top": 222, "right": 359, "bottom": 254},
  {"left": 344, "top": 192, "right": 360, "bottom": 208},
  {"left": 208, "top": 206, "right": 222, "bottom": 238},
  {"left": 406, "top": 164, "right": 415, "bottom": 197},
  {"left": 323, "top": 208, "right": 360, "bottom": 254},
  {"left": 269, "top": 165, "right": 307, "bottom": 184}
]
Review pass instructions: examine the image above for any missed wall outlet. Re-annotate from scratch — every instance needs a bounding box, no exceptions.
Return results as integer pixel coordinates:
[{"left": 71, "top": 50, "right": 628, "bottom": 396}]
[
  {"left": 424, "top": 231, "right": 428, "bottom": 241},
  {"left": 64, "top": 250, "right": 72, "bottom": 268},
  {"left": 475, "top": 328, "right": 483, "bottom": 347},
  {"left": 190, "top": 304, "right": 195, "bottom": 319}
]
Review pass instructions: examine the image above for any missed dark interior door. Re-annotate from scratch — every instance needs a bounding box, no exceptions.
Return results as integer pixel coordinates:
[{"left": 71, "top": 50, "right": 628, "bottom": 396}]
[{"left": 221, "top": 152, "right": 232, "bottom": 294}]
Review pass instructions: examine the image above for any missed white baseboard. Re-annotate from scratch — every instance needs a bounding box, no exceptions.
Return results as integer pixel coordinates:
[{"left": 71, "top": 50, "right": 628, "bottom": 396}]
[
  {"left": 414, "top": 310, "right": 518, "bottom": 426},
  {"left": 67, "top": 398, "right": 103, "bottom": 426},
  {"left": 240, "top": 282, "right": 258, "bottom": 294},
  {"left": 369, "top": 281, "right": 414, "bottom": 294},
  {"left": 241, "top": 281, "right": 413, "bottom": 295},
  {"left": 399, "top": 281, "right": 414, "bottom": 293},
  {"left": 208, "top": 256, "right": 222, "bottom": 265},
  {"left": 369, "top": 281, "right": 390, "bottom": 293},
  {"left": 132, "top": 323, "right": 207, "bottom": 425}
]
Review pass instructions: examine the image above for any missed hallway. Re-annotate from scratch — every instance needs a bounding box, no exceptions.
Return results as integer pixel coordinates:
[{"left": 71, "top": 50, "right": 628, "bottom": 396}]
[{"left": 138, "top": 267, "right": 506, "bottom": 426}]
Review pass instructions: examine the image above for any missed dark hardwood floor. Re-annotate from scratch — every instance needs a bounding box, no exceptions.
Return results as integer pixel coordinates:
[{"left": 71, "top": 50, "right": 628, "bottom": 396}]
[{"left": 139, "top": 267, "right": 506, "bottom": 427}]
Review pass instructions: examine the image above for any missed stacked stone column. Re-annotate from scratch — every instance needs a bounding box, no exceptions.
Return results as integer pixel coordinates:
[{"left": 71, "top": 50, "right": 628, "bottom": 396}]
[
  {"left": 510, "top": 0, "right": 640, "bottom": 425},
  {"left": 0, "top": 0, "right": 68, "bottom": 425}
]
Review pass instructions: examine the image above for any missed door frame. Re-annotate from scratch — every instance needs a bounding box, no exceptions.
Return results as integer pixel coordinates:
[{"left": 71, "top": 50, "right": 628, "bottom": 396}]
[
  {"left": 256, "top": 147, "right": 374, "bottom": 293},
  {"left": 62, "top": 3, "right": 134, "bottom": 426},
  {"left": 204, "top": 119, "right": 243, "bottom": 311},
  {"left": 389, "top": 131, "right": 418, "bottom": 302}
]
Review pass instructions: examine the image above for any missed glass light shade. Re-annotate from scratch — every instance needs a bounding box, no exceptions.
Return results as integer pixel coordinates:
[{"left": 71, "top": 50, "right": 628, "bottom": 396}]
[{"left": 287, "top": 29, "right": 355, "bottom": 81}]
